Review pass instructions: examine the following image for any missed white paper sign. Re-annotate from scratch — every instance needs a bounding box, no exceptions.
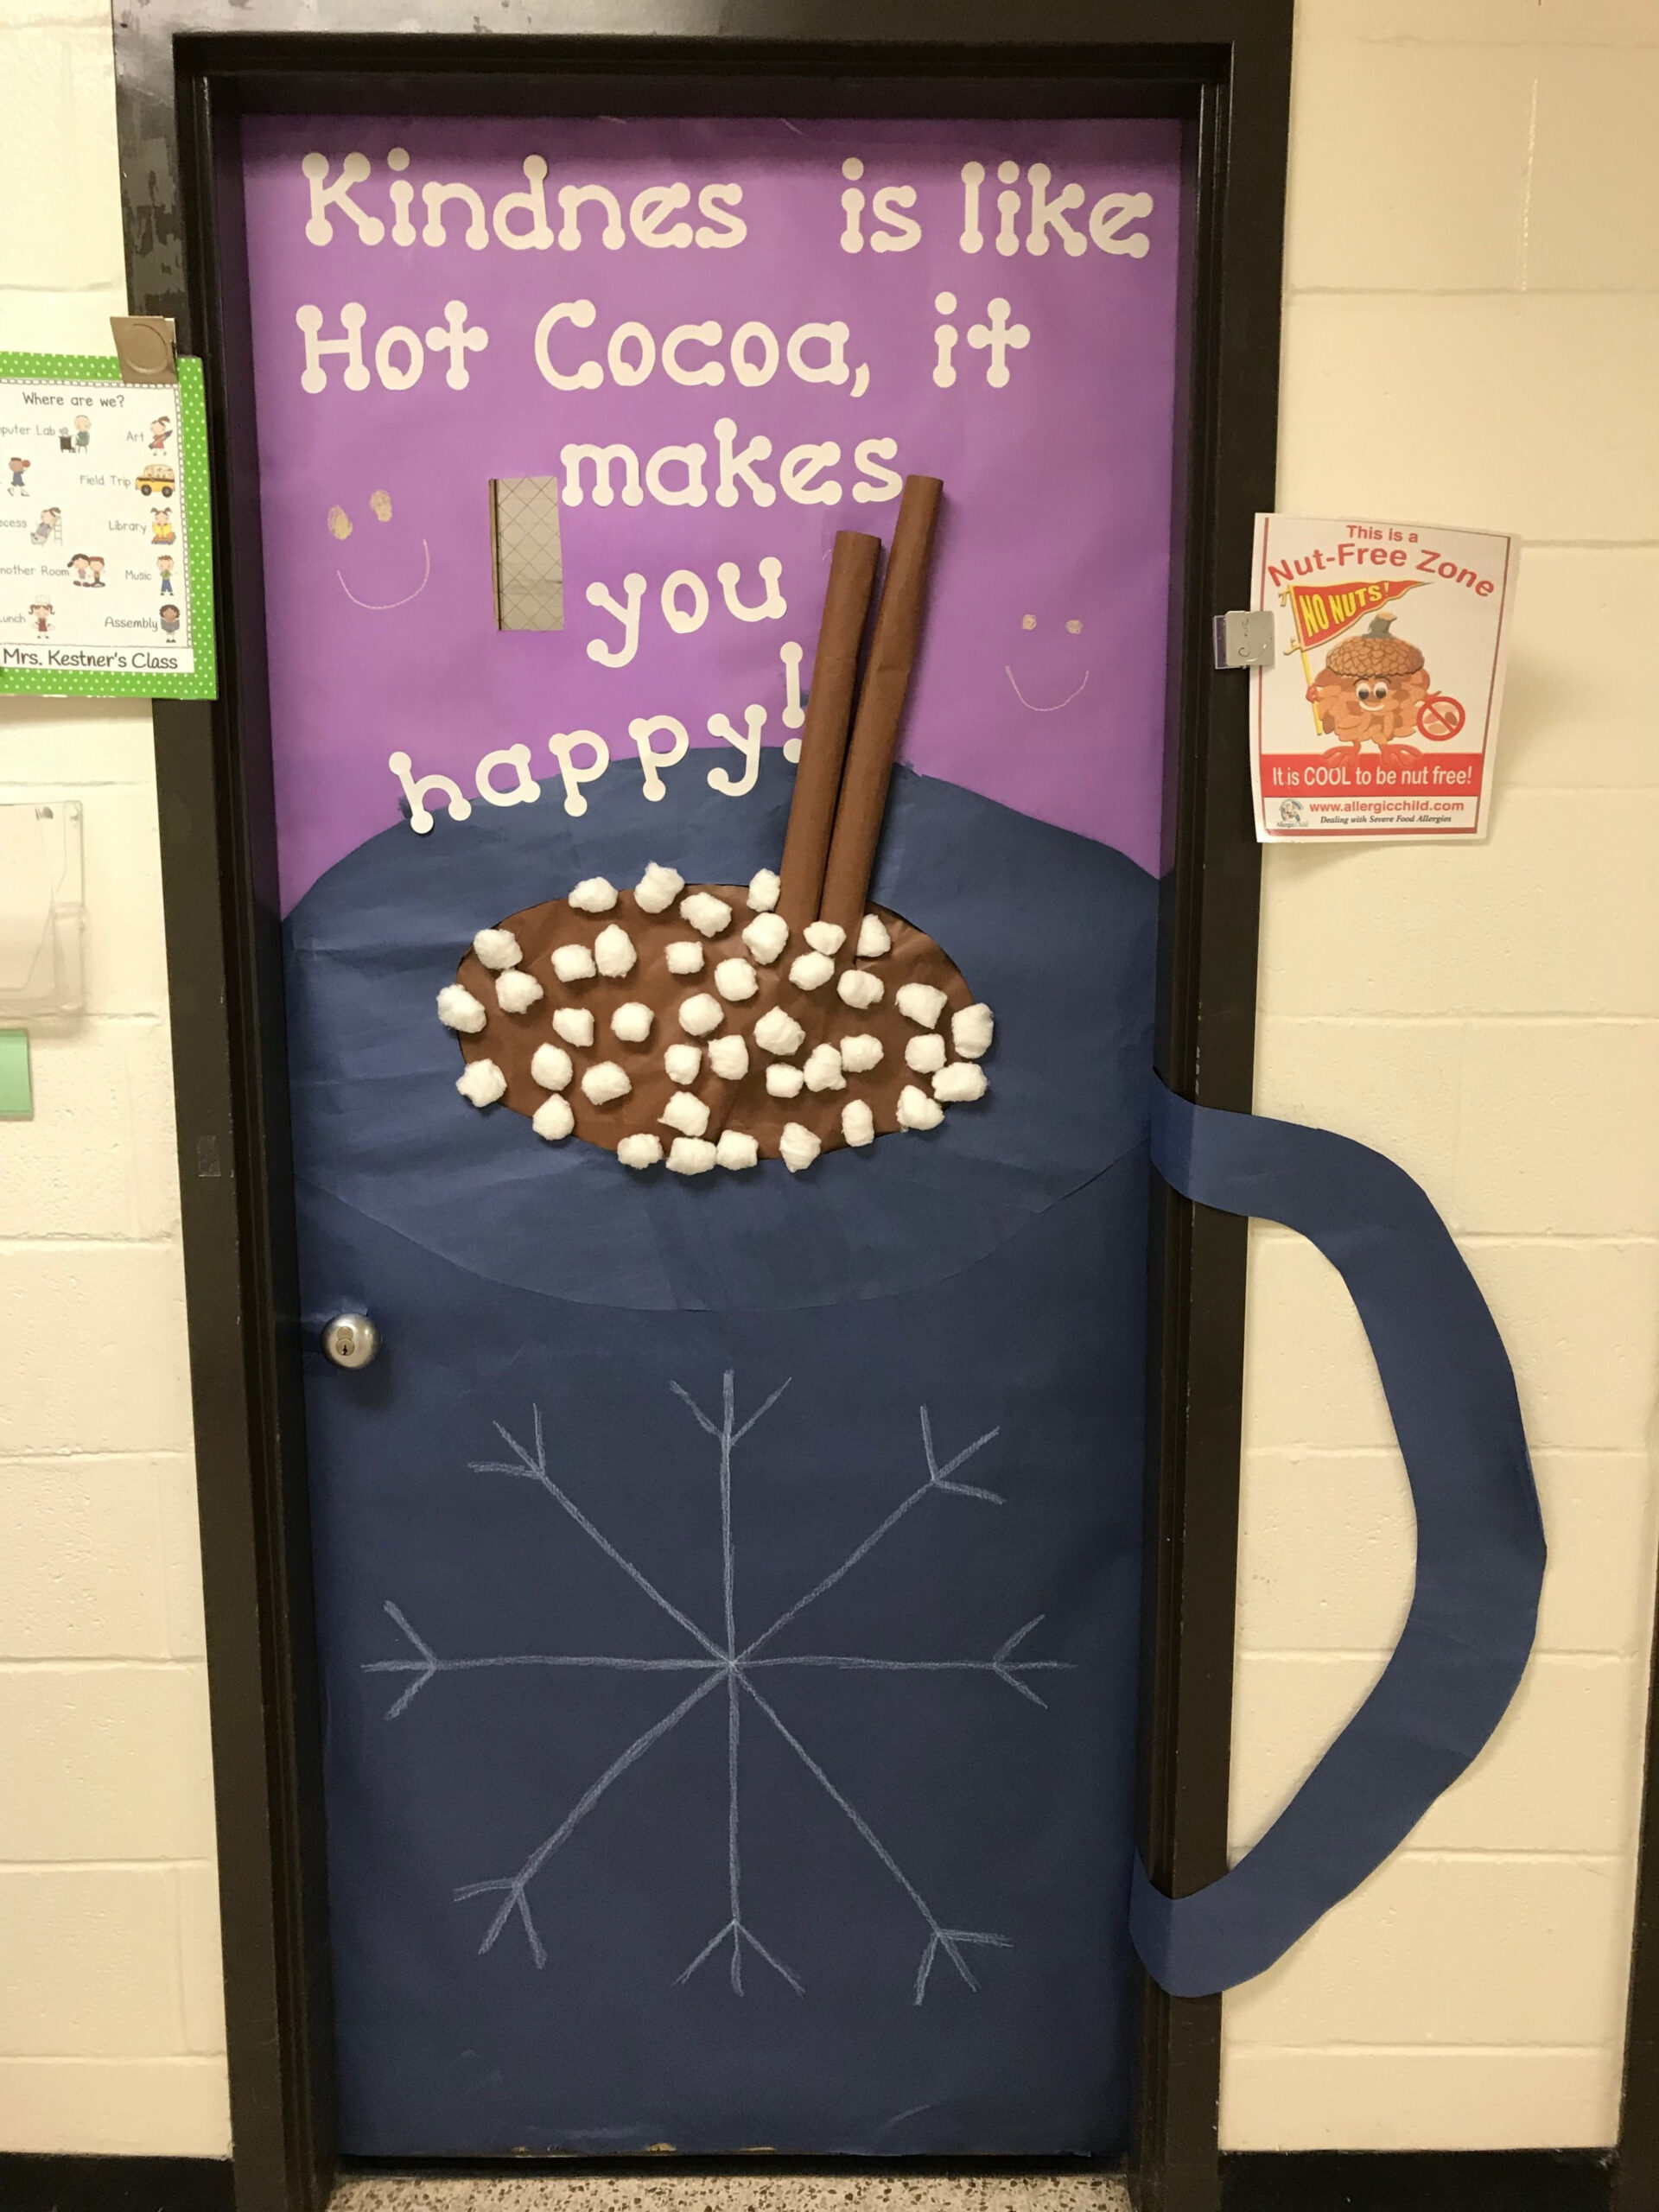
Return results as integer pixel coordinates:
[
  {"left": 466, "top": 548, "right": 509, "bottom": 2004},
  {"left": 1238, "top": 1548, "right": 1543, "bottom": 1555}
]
[
  {"left": 1250, "top": 515, "right": 1517, "bottom": 844},
  {"left": 0, "top": 353, "right": 214, "bottom": 699}
]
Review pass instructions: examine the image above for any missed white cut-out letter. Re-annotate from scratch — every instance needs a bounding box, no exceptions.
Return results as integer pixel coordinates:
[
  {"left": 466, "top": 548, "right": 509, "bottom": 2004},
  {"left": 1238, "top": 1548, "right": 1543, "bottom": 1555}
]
[
  {"left": 779, "top": 442, "right": 842, "bottom": 505},
  {"left": 1026, "top": 163, "right": 1087, "bottom": 257},
  {"left": 296, "top": 303, "right": 370, "bottom": 394},
  {"left": 424, "top": 301, "right": 488, "bottom": 388},
  {"left": 388, "top": 179, "right": 416, "bottom": 247},
  {"left": 493, "top": 157, "right": 554, "bottom": 249},
  {"left": 779, "top": 639, "right": 805, "bottom": 728},
  {"left": 534, "top": 301, "right": 602, "bottom": 391},
  {"left": 966, "top": 297, "right": 1031, "bottom": 389},
  {"left": 302, "top": 152, "right": 385, "bottom": 245},
  {"left": 1090, "top": 189, "right": 1154, "bottom": 257},
  {"left": 645, "top": 443, "right": 709, "bottom": 507},
  {"left": 562, "top": 442, "right": 643, "bottom": 508},
  {"left": 695, "top": 182, "right": 746, "bottom": 247},
  {"left": 373, "top": 326, "right": 423, "bottom": 391},
  {"left": 661, "top": 569, "right": 710, "bottom": 633},
  {"left": 852, "top": 437, "right": 903, "bottom": 503},
  {"left": 707, "top": 705, "right": 766, "bottom": 798},
  {"left": 730, "top": 321, "right": 779, "bottom": 388},
  {"left": 475, "top": 744, "right": 541, "bottom": 806},
  {"left": 547, "top": 730, "right": 609, "bottom": 816},
  {"left": 390, "top": 748, "right": 471, "bottom": 833},
  {"left": 717, "top": 557, "right": 785, "bottom": 621},
  {"left": 607, "top": 321, "right": 655, "bottom": 387},
  {"left": 786, "top": 321, "right": 851, "bottom": 385},
  {"left": 630, "top": 182, "right": 694, "bottom": 249},
  {"left": 713, "top": 416, "right": 775, "bottom": 508},
  {"left": 959, "top": 161, "right": 985, "bottom": 252},
  {"left": 584, "top": 572, "right": 646, "bottom": 665},
  {"left": 870, "top": 184, "right": 921, "bottom": 252},
  {"left": 557, "top": 184, "right": 625, "bottom": 250},
  {"left": 421, "top": 181, "right": 489, "bottom": 249},
  {"left": 663, "top": 321, "right": 724, "bottom": 387},
  {"left": 630, "top": 715, "right": 690, "bottom": 800}
]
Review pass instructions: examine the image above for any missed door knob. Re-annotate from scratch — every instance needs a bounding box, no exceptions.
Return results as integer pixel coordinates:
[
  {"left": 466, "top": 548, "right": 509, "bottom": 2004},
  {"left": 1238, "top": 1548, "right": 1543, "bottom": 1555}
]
[{"left": 322, "top": 1313, "right": 379, "bottom": 1370}]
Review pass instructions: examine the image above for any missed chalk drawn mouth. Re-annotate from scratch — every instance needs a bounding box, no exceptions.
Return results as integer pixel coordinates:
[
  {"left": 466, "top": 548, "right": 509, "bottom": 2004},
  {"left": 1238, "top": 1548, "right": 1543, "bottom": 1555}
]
[
  {"left": 337, "top": 538, "right": 432, "bottom": 611},
  {"left": 1005, "top": 664, "right": 1090, "bottom": 714}
]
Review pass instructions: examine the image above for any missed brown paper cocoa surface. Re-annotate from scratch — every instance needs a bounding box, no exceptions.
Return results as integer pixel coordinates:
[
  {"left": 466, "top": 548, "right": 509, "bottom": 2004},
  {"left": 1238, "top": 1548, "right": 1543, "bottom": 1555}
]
[{"left": 454, "top": 885, "right": 976, "bottom": 1161}]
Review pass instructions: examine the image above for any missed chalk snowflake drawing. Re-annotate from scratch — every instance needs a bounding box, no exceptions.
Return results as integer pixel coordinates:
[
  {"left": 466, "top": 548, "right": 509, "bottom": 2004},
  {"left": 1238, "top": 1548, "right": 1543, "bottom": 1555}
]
[{"left": 365, "top": 1373, "right": 1071, "bottom": 2003}]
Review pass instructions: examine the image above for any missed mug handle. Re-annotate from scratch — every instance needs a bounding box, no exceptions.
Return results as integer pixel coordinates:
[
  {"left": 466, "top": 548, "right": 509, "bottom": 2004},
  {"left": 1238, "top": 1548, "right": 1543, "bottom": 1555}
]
[{"left": 1131, "top": 1080, "right": 1547, "bottom": 1998}]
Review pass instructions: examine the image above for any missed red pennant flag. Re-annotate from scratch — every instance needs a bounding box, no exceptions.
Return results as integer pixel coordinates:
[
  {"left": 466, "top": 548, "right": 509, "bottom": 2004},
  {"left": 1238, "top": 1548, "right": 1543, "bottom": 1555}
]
[{"left": 1284, "top": 575, "right": 1425, "bottom": 652}]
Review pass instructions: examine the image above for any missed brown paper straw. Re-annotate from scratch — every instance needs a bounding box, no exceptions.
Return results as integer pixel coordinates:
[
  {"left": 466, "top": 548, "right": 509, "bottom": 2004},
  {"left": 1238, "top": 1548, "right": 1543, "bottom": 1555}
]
[
  {"left": 817, "top": 475, "right": 943, "bottom": 936},
  {"left": 777, "top": 531, "right": 880, "bottom": 930}
]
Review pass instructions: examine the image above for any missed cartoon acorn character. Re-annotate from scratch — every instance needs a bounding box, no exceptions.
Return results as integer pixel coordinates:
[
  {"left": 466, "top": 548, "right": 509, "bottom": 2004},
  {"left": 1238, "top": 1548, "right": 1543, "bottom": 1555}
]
[{"left": 1306, "top": 613, "right": 1433, "bottom": 759}]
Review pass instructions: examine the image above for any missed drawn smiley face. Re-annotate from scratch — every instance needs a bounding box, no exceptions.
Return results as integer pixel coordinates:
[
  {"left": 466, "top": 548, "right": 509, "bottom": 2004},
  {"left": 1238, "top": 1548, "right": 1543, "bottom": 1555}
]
[
  {"left": 1004, "top": 610, "right": 1090, "bottom": 714},
  {"left": 327, "top": 489, "right": 431, "bottom": 611}
]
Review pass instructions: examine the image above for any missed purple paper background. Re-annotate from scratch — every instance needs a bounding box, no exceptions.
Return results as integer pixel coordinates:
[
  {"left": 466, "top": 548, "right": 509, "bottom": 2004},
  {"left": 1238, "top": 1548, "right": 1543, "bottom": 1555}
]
[{"left": 240, "top": 117, "right": 1185, "bottom": 912}]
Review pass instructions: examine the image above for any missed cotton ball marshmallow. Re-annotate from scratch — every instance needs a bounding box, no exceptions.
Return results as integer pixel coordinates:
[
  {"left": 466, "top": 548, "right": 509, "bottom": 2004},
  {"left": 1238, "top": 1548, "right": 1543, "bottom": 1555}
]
[
  {"left": 660, "top": 1090, "right": 711, "bottom": 1139},
  {"left": 569, "top": 876, "right": 618, "bottom": 913},
  {"left": 667, "top": 1135, "right": 718, "bottom": 1176},
  {"left": 594, "top": 924, "right": 637, "bottom": 978},
  {"left": 804, "top": 919, "right": 846, "bottom": 956},
  {"left": 742, "top": 912, "right": 790, "bottom": 966},
  {"left": 789, "top": 951, "right": 836, "bottom": 991},
  {"left": 837, "top": 969, "right": 884, "bottom": 1010},
  {"left": 617, "top": 1132, "right": 663, "bottom": 1170},
  {"left": 472, "top": 928, "right": 520, "bottom": 971},
  {"left": 856, "top": 912, "right": 891, "bottom": 959},
  {"left": 665, "top": 939, "right": 705, "bottom": 976},
  {"left": 716, "top": 1129, "right": 760, "bottom": 1171},
  {"left": 610, "top": 1001, "right": 652, "bottom": 1044},
  {"left": 551, "top": 943, "right": 597, "bottom": 983},
  {"left": 664, "top": 1043, "right": 702, "bottom": 1086},
  {"left": 634, "top": 861, "right": 684, "bottom": 915},
  {"left": 933, "top": 1061, "right": 988, "bottom": 1103},
  {"left": 715, "top": 957, "right": 759, "bottom": 1002},
  {"left": 905, "top": 1033, "right": 946, "bottom": 1075},
  {"left": 779, "top": 1122, "right": 823, "bottom": 1174},
  {"left": 707, "top": 1034, "right": 749, "bottom": 1081},
  {"left": 753, "top": 1006, "right": 805, "bottom": 1057},
  {"left": 952, "top": 1002, "right": 995, "bottom": 1059},
  {"left": 897, "top": 1083, "right": 944, "bottom": 1131},
  {"left": 437, "top": 983, "right": 487, "bottom": 1034},
  {"left": 531, "top": 1095, "right": 575, "bottom": 1142},
  {"left": 495, "top": 968, "right": 544, "bottom": 1015},
  {"left": 581, "top": 1060, "right": 632, "bottom": 1106},
  {"left": 839, "top": 1033, "right": 883, "bottom": 1074},
  {"left": 804, "top": 1043, "right": 845, "bottom": 1093},
  {"left": 747, "top": 869, "right": 781, "bottom": 913},
  {"left": 678, "top": 992, "right": 723, "bottom": 1037},
  {"left": 842, "top": 1098, "right": 875, "bottom": 1147},
  {"left": 552, "top": 1007, "right": 594, "bottom": 1049},
  {"left": 896, "top": 981, "right": 948, "bottom": 1029},
  {"left": 766, "top": 1063, "right": 805, "bottom": 1098},
  {"left": 456, "top": 1058, "right": 506, "bottom": 1109},
  {"left": 530, "top": 1043, "right": 574, "bottom": 1092},
  {"left": 680, "top": 891, "right": 732, "bottom": 938}
]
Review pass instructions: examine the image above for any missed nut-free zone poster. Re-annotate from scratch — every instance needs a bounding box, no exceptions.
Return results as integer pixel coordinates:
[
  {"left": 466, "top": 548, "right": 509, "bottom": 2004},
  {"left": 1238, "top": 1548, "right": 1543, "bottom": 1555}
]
[{"left": 243, "top": 118, "right": 1185, "bottom": 2157}]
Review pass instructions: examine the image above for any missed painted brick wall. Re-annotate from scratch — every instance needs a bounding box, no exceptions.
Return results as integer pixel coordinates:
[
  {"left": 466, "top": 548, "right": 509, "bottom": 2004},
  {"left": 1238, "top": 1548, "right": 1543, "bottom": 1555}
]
[
  {"left": 0, "top": 0, "right": 1654, "bottom": 2164},
  {"left": 1220, "top": 0, "right": 1659, "bottom": 2153},
  {"left": 0, "top": 0, "right": 230, "bottom": 2157}
]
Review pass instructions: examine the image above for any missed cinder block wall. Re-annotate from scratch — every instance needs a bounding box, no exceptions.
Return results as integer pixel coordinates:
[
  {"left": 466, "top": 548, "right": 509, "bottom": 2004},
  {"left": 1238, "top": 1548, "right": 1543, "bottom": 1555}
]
[
  {"left": 1221, "top": 0, "right": 1659, "bottom": 2153},
  {"left": 0, "top": 0, "right": 229, "bottom": 2156},
  {"left": 0, "top": 0, "right": 1654, "bottom": 2164}
]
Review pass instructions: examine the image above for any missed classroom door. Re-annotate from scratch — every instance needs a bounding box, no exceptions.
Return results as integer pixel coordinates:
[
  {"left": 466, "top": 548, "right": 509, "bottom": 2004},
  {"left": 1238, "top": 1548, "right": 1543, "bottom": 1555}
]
[{"left": 245, "top": 111, "right": 1186, "bottom": 2156}]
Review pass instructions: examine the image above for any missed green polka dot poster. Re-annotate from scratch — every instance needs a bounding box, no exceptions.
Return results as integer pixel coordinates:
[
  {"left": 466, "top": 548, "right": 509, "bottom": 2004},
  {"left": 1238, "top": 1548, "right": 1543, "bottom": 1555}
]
[{"left": 0, "top": 351, "right": 216, "bottom": 698}]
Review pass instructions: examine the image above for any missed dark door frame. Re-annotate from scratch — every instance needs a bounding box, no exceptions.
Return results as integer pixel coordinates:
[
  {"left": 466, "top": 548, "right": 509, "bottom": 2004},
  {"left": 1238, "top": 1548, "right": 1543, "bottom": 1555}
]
[{"left": 124, "top": 13, "right": 1298, "bottom": 2210}]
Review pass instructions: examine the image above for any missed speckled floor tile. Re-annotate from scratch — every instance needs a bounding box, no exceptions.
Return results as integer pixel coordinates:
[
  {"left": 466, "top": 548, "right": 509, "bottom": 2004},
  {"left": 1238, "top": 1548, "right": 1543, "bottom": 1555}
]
[{"left": 329, "top": 2174, "right": 1130, "bottom": 2212}]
